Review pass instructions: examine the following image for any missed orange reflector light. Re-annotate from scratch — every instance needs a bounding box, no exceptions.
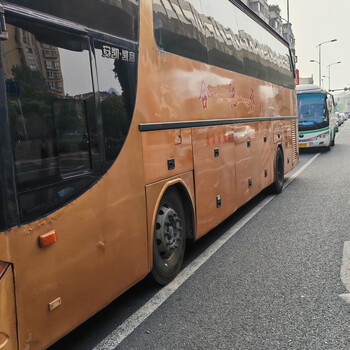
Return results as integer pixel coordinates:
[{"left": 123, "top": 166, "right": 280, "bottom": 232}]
[
  {"left": 0, "top": 262, "right": 9, "bottom": 280},
  {"left": 39, "top": 230, "right": 57, "bottom": 248}
]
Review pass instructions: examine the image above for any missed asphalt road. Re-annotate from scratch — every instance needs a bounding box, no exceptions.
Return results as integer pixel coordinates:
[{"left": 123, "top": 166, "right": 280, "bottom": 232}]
[{"left": 50, "top": 122, "right": 350, "bottom": 350}]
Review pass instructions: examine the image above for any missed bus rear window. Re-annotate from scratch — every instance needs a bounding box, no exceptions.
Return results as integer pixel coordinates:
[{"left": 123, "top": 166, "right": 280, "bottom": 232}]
[{"left": 5, "top": 0, "right": 140, "bottom": 41}]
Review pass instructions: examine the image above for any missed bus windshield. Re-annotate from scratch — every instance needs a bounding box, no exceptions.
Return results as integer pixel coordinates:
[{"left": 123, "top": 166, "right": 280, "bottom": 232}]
[{"left": 297, "top": 93, "right": 327, "bottom": 127}]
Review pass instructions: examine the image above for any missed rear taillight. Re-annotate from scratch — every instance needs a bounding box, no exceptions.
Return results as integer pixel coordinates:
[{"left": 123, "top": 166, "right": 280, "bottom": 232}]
[{"left": 0, "top": 262, "right": 9, "bottom": 280}]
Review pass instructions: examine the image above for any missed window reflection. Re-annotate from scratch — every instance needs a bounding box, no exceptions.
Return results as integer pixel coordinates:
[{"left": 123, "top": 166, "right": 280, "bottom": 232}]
[
  {"left": 153, "top": 0, "right": 207, "bottom": 62},
  {"left": 2, "top": 22, "right": 94, "bottom": 222},
  {"left": 94, "top": 41, "right": 136, "bottom": 169},
  {"left": 153, "top": 0, "right": 294, "bottom": 88},
  {"left": 53, "top": 99, "right": 91, "bottom": 177},
  {"left": 7, "top": 0, "right": 140, "bottom": 41}
]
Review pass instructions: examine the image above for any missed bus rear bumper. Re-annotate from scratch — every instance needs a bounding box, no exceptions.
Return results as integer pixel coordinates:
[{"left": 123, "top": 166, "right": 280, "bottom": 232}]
[{"left": 0, "top": 263, "right": 17, "bottom": 350}]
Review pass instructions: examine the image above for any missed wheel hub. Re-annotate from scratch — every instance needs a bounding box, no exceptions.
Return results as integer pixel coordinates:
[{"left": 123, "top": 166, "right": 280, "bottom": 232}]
[{"left": 155, "top": 205, "right": 182, "bottom": 259}]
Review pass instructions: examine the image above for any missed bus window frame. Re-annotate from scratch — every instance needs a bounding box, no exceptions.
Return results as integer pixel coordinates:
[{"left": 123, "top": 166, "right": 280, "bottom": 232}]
[
  {"left": 2, "top": 8, "right": 105, "bottom": 225},
  {"left": 91, "top": 32, "right": 139, "bottom": 173},
  {"left": 3, "top": 2, "right": 88, "bottom": 36},
  {"left": 1, "top": 5, "right": 141, "bottom": 226},
  {"left": 0, "top": 68, "right": 18, "bottom": 231},
  {"left": 3, "top": 0, "right": 141, "bottom": 43}
]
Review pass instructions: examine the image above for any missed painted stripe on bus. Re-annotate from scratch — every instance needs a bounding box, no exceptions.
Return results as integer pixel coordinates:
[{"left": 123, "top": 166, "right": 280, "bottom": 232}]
[{"left": 298, "top": 126, "right": 330, "bottom": 135}]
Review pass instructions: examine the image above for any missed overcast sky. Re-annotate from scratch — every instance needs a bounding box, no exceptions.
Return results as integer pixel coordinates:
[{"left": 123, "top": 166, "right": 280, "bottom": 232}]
[{"left": 270, "top": 0, "right": 349, "bottom": 91}]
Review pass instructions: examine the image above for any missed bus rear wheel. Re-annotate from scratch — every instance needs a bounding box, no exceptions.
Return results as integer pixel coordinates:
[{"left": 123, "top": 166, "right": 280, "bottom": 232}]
[
  {"left": 271, "top": 147, "right": 284, "bottom": 194},
  {"left": 151, "top": 189, "right": 186, "bottom": 285}
]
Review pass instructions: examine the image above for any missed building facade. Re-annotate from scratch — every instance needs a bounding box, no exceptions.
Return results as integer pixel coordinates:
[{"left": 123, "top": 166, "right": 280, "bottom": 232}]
[
  {"left": 1, "top": 24, "right": 64, "bottom": 95},
  {"left": 299, "top": 76, "right": 314, "bottom": 85},
  {"left": 245, "top": 0, "right": 270, "bottom": 23},
  {"left": 268, "top": 4, "right": 283, "bottom": 36},
  {"left": 282, "top": 22, "right": 296, "bottom": 60},
  {"left": 243, "top": 1, "right": 296, "bottom": 65}
]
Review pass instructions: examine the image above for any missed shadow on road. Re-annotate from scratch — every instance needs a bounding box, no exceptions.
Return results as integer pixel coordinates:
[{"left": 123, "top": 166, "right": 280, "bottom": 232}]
[{"left": 49, "top": 188, "right": 271, "bottom": 350}]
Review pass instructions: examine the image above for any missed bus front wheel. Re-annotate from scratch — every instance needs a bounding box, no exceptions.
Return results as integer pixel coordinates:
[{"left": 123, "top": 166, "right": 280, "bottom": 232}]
[
  {"left": 151, "top": 189, "right": 186, "bottom": 285},
  {"left": 271, "top": 147, "right": 284, "bottom": 194}
]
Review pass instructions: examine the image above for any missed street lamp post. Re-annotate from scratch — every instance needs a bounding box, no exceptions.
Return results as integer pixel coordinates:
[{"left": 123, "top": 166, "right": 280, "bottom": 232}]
[
  {"left": 286, "top": 0, "right": 290, "bottom": 44},
  {"left": 310, "top": 59, "right": 319, "bottom": 84},
  {"left": 316, "top": 39, "right": 337, "bottom": 86},
  {"left": 328, "top": 61, "right": 341, "bottom": 91},
  {"left": 322, "top": 75, "right": 328, "bottom": 89}
]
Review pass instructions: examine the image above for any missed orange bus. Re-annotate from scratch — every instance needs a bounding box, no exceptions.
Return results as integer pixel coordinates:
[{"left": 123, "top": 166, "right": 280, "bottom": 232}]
[{"left": 0, "top": 0, "right": 298, "bottom": 348}]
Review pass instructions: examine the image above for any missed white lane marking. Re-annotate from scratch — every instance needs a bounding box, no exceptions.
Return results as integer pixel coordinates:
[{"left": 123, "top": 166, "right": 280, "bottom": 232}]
[
  {"left": 93, "top": 153, "right": 320, "bottom": 350},
  {"left": 337, "top": 123, "right": 350, "bottom": 302},
  {"left": 339, "top": 241, "right": 350, "bottom": 302},
  {"left": 336, "top": 123, "right": 350, "bottom": 302}
]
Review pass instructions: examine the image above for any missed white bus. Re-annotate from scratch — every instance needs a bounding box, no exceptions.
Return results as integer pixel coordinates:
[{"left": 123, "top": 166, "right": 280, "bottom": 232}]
[{"left": 297, "top": 85, "right": 337, "bottom": 151}]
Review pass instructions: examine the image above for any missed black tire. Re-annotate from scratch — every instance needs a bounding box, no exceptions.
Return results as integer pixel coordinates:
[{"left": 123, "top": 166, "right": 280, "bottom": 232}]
[
  {"left": 151, "top": 188, "right": 186, "bottom": 285},
  {"left": 271, "top": 147, "right": 284, "bottom": 194}
]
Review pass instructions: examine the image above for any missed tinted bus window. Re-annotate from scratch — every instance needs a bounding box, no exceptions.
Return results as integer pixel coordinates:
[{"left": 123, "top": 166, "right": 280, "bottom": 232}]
[
  {"left": 5, "top": 0, "right": 140, "bottom": 41},
  {"left": 230, "top": 3, "right": 267, "bottom": 81},
  {"left": 259, "top": 23, "right": 294, "bottom": 88},
  {"left": 3, "top": 20, "right": 96, "bottom": 222},
  {"left": 280, "top": 47, "right": 294, "bottom": 89},
  {"left": 153, "top": 0, "right": 207, "bottom": 63},
  {"left": 94, "top": 40, "right": 137, "bottom": 169},
  {"left": 258, "top": 24, "right": 283, "bottom": 86},
  {"left": 201, "top": 0, "right": 264, "bottom": 78},
  {"left": 53, "top": 99, "right": 91, "bottom": 177},
  {"left": 153, "top": 0, "right": 294, "bottom": 89}
]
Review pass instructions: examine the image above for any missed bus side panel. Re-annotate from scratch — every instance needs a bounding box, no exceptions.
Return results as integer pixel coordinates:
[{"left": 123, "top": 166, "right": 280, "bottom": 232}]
[
  {"left": 136, "top": 39, "right": 204, "bottom": 126},
  {"left": 141, "top": 129, "right": 193, "bottom": 185},
  {"left": 283, "top": 121, "right": 294, "bottom": 174},
  {"left": 193, "top": 125, "right": 237, "bottom": 238},
  {"left": 234, "top": 122, "right": 262, "bottom": 209},
  {"left": 0, "top": 266, "right": 17, "bottom": 350},
  {"left": 260, "top": 121, "right": 274, "bottom": 190},
  {"left": 10, "top": 124, "right": 149, "bottom": 350},
  {"left": 273, "top": 120, "right": 284, "bottom": 144},
  {"left": 273, "top": 120, "right": 295, "bottom": 174}
]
